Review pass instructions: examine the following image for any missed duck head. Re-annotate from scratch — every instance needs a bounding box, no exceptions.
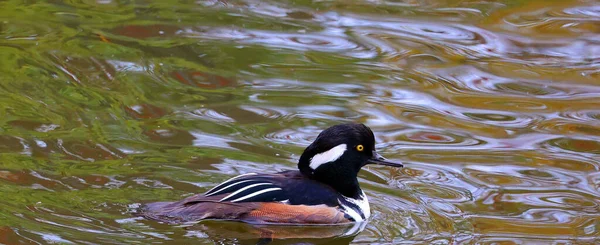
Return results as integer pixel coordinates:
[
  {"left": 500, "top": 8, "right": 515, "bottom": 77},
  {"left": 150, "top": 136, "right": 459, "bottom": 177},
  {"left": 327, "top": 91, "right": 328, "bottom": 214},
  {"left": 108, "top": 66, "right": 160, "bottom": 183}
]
[{"left": 298, "top": 123, "right": 403, "bottom": 198}]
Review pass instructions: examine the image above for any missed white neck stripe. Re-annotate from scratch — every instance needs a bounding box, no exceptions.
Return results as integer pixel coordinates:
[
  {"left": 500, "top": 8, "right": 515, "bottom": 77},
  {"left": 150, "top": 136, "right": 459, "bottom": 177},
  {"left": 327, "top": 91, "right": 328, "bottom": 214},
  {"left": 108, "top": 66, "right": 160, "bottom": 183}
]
[
  {"left": 309, "top": 144, "right": 347, "bottom": 170},
  {"left": 340, "top": 191, "right": 370, "bottom": 221}
]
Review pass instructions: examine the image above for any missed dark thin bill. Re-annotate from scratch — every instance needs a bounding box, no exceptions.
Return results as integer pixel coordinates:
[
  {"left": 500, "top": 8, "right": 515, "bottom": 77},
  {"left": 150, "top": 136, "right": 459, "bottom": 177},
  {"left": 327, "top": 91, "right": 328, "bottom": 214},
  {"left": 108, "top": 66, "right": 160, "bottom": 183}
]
[{"left": 367, "top": 152, "right": 404, "bottom": 167}]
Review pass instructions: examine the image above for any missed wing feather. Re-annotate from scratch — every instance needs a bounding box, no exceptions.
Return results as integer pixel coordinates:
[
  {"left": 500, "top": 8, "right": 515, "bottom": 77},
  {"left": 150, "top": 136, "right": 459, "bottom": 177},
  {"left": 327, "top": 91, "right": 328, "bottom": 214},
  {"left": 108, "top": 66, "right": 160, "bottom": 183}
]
[
  {"left": 205, "top": 173, "right": 258, "bottom": 196},
  {"left": 219, "top": 183, "right": 279, "bottom": 202},
  {"left": 228, "top": 187, "right": 283, "bottom": 203},
  {"left": 201, "top": 174, "right": 289, "bottom": 203}
]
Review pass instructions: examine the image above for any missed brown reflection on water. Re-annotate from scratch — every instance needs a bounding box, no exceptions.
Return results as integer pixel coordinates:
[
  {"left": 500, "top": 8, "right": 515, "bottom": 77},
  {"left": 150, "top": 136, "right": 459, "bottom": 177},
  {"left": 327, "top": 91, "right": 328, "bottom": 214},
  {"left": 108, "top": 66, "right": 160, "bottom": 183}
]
[
  {"left": 0, "top": 226, "right": 32, "bottom": 245},
  {"left": 124, "top": 103, "right": 168, "bottom": 120}
]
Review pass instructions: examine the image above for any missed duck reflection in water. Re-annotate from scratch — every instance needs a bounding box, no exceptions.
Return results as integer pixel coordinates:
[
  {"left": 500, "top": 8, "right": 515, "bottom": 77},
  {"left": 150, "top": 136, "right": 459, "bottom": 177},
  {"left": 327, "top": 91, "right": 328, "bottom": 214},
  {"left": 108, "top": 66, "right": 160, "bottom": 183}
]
[{"left": 183, "top": 220, "right": 367, "bottom": 245}]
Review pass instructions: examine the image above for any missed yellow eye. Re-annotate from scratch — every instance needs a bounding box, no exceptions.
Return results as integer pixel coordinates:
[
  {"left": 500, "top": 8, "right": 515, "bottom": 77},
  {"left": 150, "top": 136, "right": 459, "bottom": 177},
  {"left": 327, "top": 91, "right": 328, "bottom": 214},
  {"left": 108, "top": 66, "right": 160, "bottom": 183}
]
[{"left": 356, "top": 145, "right": 364, "bottom": 152}]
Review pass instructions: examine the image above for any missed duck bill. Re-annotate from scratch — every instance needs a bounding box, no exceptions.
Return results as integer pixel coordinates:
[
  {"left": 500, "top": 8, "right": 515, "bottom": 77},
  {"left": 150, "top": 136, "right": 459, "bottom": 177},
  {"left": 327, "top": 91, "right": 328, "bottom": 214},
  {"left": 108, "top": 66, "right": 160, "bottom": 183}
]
[{"left": 367, "top": 151, "right": 404, "bottom": 167}]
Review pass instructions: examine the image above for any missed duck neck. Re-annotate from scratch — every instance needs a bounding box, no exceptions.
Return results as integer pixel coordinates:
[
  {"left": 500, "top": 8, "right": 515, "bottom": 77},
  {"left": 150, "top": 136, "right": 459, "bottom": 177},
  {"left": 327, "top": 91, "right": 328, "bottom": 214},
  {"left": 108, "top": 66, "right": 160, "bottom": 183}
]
[
  {"left": 302, "top": 166, "right": 362, "bottom": 199},
  {"left": 323, "top": 174, "right": 362, "bottom": 199}
]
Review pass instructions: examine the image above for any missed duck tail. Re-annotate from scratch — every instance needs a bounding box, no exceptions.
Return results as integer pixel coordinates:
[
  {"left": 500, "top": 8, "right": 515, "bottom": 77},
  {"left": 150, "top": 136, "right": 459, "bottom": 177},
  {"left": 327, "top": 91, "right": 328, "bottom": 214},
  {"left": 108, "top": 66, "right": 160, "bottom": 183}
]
[{"left": 138, "top": 198, "right": 256, "bottom": 224}]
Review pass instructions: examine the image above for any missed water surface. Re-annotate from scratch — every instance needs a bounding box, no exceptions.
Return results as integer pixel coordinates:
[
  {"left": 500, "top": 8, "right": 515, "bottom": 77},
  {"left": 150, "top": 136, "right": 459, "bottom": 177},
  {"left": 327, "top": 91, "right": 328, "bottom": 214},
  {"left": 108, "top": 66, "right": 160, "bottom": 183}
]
[{"left": 0, "top": 0, "right": 599, "bottom": 244}]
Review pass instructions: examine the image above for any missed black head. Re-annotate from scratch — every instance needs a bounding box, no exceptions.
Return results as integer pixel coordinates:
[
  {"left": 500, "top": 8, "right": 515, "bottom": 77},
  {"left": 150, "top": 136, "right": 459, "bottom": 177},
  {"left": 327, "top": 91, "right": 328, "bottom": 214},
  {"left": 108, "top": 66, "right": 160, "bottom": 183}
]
[{"left": 298, "top": 123, "right": 403, "bottom": 198}]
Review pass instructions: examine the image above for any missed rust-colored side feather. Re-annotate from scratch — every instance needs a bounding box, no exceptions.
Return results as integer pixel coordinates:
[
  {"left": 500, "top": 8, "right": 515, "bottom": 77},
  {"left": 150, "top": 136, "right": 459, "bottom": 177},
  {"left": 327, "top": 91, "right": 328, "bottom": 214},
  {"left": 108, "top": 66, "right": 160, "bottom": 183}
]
[
  {"left": 140, "top": 197, "right": 351, "bottom": 225},
  {"left": 244, "top": 203, "right": 351, "bottom": 224}
]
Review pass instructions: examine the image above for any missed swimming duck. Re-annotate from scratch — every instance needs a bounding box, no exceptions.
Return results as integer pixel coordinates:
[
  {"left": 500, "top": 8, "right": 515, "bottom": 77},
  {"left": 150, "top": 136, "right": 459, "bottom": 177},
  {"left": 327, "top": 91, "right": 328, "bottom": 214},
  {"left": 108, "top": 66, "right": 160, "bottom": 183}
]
[{"left": 141, "top": 123, "right": 403, "bottom": 225}]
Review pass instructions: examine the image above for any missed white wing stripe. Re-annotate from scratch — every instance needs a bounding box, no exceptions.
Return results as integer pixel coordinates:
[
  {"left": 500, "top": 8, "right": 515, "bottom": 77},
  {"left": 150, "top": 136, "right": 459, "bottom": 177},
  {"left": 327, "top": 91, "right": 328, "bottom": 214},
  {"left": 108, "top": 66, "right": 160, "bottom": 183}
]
[
  {"left": 219, "top": 183, "right": 273, "bottom": 202},
  {"left": 204, "top": 173, "right": 257, "bottom": 195},
  {"left": 205, "top": 179, "right": 255, "bottom": 197},
  {"left": 229, "top": 187, "right": 283, "bottom": 203}
]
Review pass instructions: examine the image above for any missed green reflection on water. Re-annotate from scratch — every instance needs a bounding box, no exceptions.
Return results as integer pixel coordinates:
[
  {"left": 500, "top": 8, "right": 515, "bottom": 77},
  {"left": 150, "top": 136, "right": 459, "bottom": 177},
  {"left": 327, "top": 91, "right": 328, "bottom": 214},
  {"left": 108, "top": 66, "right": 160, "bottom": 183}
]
[{"left": 1, "top": 0, "right": 599, "bottom": 244}]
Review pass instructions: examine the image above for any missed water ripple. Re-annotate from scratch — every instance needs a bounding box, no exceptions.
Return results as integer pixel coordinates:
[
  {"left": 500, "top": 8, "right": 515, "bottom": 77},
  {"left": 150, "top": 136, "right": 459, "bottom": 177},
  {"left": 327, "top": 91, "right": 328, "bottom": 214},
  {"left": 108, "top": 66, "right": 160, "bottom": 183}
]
[
  {"left": 180, "top": 27, "right": 377, "bottom": 58},
  {"left": 1, "top": 0, "right": 599, "bottom": 244}
]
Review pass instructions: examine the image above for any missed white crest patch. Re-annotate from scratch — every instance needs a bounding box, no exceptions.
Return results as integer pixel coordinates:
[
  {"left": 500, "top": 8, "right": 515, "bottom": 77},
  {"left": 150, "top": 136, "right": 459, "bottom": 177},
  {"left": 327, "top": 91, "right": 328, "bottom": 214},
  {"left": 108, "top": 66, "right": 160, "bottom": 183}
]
[{"left": 309, "top": 144, "right": 347, "bottom": 170}]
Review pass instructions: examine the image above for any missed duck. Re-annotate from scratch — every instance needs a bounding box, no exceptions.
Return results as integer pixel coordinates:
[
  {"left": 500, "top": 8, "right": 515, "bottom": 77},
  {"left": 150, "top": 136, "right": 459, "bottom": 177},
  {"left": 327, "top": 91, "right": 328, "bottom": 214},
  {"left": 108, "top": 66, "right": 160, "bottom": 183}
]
[{"left": 140, "top": 123, "right": 404, "bottom": 225}]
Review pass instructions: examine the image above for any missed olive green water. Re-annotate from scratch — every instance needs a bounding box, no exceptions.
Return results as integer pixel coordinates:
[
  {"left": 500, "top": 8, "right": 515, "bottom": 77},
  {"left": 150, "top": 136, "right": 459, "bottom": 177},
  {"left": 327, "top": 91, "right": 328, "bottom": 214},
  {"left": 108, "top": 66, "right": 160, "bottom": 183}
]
[{"left": 1, "top": 0, "right": 599, "bottom": 244}]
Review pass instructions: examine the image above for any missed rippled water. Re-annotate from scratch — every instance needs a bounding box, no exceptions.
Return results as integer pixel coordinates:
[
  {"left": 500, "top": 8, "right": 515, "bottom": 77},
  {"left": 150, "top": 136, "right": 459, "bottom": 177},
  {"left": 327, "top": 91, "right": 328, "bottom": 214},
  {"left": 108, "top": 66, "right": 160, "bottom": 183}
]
[{"left": 1, "top": 0, "right": 599, "bottom": 244}]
